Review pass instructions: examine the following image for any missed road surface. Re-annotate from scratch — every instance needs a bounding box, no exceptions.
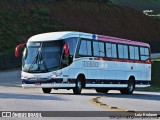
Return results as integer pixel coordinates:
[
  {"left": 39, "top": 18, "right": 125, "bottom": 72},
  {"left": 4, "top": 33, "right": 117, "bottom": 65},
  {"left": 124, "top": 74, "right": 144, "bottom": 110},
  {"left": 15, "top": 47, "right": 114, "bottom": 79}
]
[{"left": 0, "top": 69, "right": 159, "bottom": 120}]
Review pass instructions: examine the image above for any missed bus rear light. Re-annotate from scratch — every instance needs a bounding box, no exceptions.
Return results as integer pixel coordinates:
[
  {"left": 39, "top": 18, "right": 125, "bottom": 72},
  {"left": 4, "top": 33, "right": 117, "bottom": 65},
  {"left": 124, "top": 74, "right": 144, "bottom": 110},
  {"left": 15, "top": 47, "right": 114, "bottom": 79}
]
[
  {"left": 15, "top": 43, "right": 26, "bottom": 57},
  {"left": 146, "top": 59, "right": 151, "bottom": 64}
]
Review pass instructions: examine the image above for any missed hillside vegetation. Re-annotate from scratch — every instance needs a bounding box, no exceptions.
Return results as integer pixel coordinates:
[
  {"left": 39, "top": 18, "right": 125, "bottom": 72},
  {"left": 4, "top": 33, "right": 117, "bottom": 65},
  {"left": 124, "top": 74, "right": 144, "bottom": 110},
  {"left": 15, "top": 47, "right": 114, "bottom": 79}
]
[
  {"left": 111, "top": 0, "right": 160, "bottom": 14},
  {"left": 0, "top": 0, "right": 160, "bottom": 55},
  {"left": 111, "top": 0, "right": 160, "bottom": 21}
]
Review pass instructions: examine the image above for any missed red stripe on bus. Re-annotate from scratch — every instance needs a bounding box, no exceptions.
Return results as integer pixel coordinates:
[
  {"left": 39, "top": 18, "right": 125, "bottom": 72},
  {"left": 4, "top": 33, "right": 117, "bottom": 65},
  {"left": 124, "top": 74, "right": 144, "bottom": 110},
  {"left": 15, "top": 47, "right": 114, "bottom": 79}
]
[
  {"left": 98, "top": 35, "right": 150, "bottom": 47},
  {"left": 93, "top": 57, "right": 151, "bottom": 64}
]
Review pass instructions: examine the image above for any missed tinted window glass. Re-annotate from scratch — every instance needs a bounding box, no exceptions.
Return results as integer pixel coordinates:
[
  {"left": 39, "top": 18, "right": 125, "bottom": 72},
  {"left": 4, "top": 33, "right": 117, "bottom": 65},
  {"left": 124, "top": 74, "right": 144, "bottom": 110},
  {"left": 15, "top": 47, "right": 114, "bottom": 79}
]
[
  {"left": 79, "top": 40, "right": 86, "bottom": 55},
  {"left": 118, "top": 44, "right": 128, "bottom": 59},
  {"left": 135, "top": 47, "right": 139, "bottom": 60},
  {"left": 106, "top": 43, "right": 111, "bottom": 57},
  {"left": 99, "top": 42, "right": 105, "bottom": 57},
  {"left": 66, "top": 38, "right": 78, "bottom": 56},
  {"left": 106, "top": 43, "right": 117, "bottom": 58},
  {"left": 79, "top": 40, "right": 92, "bottom": 56},
  {"left": 140, "top": 47, "right": 149, "bottom": 60},
  {"left": 118, "top": 45, "right": 123, "bottom": 59},
  {"left": 129, "top": 46, "right": 134, "bottom": 59},
  {"left": 129, "top": 46, "right": 139, "bottom": 60},
  {"left": 93, "top": 41, "right": 105, "bottom": 57},
  {"left": 93, "top": 41, "right": 99, "bottom": 56},
  {"left": 124, "top": 45, "right": 128, "bottom": 59},
  {"left": 23, "top": 41, "right": 63, "bottom": 72},
  {"left": 87, "top": 41, "right": 92, "bottom": 56},
  {"left": 112, "top": 44, "right": 117, "bottom": 58}
]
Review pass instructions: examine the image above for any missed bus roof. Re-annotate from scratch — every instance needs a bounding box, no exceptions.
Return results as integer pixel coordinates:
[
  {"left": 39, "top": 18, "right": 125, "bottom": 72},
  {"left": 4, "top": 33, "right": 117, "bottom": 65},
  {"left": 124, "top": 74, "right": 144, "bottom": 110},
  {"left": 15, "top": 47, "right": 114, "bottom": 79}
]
[{"left": 28, "top": 31, "right": 150, "bottom": 47}]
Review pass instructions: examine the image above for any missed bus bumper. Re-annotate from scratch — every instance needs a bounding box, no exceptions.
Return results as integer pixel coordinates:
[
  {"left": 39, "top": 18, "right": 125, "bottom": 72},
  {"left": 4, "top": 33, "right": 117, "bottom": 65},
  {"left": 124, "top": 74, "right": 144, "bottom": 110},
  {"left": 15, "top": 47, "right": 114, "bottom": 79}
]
[
  {"left": 22, "top": 83, "right": 75, "bottom": 88},
  {"left": 22, "top": 78, "right": 76, "bottom": 88},
  {"left": 135, "top": 84, "right": 150, "bottom": 88}
]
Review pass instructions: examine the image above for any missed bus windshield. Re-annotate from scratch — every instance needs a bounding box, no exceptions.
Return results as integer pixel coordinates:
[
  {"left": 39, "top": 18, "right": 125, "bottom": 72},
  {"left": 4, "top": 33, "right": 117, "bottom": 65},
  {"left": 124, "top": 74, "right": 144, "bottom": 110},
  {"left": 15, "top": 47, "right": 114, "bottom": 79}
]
[{"left": 22, "top": 41, "right": 63, "bottom": 73}]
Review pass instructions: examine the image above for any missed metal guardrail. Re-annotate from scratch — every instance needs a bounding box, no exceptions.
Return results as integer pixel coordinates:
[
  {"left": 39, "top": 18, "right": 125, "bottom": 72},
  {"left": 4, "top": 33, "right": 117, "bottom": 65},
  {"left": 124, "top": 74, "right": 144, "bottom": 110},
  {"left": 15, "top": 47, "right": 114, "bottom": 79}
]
[{"left": 151, "top": 53, "right": 160, "bottom": 59}]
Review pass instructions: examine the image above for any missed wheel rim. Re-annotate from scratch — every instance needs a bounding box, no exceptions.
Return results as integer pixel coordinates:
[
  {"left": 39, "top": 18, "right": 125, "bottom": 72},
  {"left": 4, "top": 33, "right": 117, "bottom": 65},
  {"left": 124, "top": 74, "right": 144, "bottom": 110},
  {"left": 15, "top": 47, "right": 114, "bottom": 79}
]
[
  {"left": 128, "top": 82, "right": 133, "bottom": 92},
  {"left": 77, "top": 81, "right": 82, "bottom": 90}
]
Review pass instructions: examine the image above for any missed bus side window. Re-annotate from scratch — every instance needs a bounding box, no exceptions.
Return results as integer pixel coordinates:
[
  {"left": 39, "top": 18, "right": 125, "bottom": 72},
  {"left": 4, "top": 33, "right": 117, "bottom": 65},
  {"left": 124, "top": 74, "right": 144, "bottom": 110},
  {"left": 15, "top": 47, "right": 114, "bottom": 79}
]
[
  {"left": 129, "top": 46, "right": 139, "bottom": 60},
  {"left": 61, "top": 38, "right": 78, "bottom": 68},
  {"left": 118, "top": 44, "right": 128, "bottom": 59},
  {"left": 61, "top": 42, "right": 70, "bottom": 67},
  {"left": 129, "top": 46, "right": 134, "bottom": 60},
  {"left": 140, "top": 47, "right": 149, "bottom": 60},
  {"left": 106, "top": 43, "right": 117, "bottom": 58},
  {"left": 93, "top": 41, "right": 105, "bottom": 57},
  {"left": 78, "top": 39, "right": 92, "bottom": 56}
]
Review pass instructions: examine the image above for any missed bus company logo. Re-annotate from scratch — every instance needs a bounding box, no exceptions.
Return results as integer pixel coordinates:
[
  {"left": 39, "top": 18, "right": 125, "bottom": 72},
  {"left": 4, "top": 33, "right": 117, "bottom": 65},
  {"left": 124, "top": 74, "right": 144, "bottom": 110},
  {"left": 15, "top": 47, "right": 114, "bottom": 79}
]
[
  {"left": 84, "top": 61, "right": 99, "bottom": 67},
  {"left": 2, "top": 112, "right": 11, "bottom": 117}
]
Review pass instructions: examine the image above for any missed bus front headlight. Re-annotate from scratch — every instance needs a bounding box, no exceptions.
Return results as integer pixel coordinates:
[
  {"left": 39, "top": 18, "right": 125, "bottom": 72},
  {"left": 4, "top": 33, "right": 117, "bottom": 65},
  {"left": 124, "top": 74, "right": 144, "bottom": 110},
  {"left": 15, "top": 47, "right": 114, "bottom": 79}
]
[
  {"left": 52, "top": 70, "right": 62, "bottom": 78},
  {"left": 21, "top": 75, "right": 28, "bottom": 79}
]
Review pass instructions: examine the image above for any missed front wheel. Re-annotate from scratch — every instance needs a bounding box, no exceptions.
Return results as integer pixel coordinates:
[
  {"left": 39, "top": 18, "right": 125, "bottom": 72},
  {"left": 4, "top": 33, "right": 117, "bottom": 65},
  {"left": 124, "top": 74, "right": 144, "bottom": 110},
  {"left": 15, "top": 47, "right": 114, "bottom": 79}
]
[
  {"left": 42, "top": 88, "right": 52, "bottom": 93},
  {"left": 73, "top": 77, "right": 82, "bottom": 94},
  {"left": 120, "top": 79, "right": 135, "bottom": 94}
]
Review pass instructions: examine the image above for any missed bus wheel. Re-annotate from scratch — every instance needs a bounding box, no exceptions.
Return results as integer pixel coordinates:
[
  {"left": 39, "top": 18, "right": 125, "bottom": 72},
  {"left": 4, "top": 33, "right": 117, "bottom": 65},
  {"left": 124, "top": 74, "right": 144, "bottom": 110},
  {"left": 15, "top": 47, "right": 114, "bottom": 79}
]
[
  {"left": 120, "top": 79, "right": 135, "bottom": 95},
  {"left": 95, "top": 88, "right": 108, "bottom": 93},
  {"left": 42, "top": 88, "right": 51, "bottom": 93},
  {"left": 73, "top": 77, "right": 82, "bottom": 94}
]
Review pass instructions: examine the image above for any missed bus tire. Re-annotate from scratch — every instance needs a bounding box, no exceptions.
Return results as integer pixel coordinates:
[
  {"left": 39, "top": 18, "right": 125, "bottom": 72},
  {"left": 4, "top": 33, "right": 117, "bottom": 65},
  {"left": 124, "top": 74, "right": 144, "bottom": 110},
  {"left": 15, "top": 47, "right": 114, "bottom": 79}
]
[
  {"left": 95, "top": 88, "right": 109, "bottom": 93},
  {"left": 120, "top": 79, "right": 135, "bottom": 95},
  {"left": 73, "top": 77, "right": 82, "bottom": 94},
  {"left": 42, "top": 88, "right": 51, "bottom": 93}
]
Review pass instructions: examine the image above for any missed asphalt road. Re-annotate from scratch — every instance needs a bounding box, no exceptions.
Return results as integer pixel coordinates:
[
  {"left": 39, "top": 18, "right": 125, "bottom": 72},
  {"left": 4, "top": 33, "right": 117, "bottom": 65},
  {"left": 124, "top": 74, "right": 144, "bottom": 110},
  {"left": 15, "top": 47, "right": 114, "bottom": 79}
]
[{"left": 0, "top": 69, "right": 160, "bottom": 120}]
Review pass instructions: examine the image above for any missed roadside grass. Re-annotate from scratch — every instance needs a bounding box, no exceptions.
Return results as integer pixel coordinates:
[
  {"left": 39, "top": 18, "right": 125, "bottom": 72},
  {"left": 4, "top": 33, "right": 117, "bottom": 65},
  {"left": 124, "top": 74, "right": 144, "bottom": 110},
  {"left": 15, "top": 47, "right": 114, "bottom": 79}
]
[
  {"left": 111, "top": 0, "right": 160, "bottom": 12},
  {"left": 152, "top": 59, "right": 160, "bottom": 61},
  {"left": 151, "top": 0, "right": 160, "bottom": 2},
  {"left": 153, "top": 58, "right": 160, "bottom": 61},
  {"left": 136, "top": 85, "right": 160, "bottom": 92}
]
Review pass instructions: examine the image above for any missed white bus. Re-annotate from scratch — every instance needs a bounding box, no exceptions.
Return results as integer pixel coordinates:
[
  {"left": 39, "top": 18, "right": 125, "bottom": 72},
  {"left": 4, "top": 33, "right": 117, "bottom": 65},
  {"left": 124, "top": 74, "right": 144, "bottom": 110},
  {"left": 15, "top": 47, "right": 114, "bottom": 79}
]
[{"left": 15, "top": 31, "right": 151, "bottom": 94}]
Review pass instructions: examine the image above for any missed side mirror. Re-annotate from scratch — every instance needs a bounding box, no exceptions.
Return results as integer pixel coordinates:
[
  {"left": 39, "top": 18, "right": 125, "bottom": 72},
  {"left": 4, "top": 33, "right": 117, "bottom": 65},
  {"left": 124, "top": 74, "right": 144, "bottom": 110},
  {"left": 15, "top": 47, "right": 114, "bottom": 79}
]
[
  {"left": 61, "top": 42, "right": 70, "bottom": 66},
  {"left": 64, "top": 42, "right": 69, "bottom": 56},
  {"left": 15, "top": 43, "right": 26, "bottom": 57}
]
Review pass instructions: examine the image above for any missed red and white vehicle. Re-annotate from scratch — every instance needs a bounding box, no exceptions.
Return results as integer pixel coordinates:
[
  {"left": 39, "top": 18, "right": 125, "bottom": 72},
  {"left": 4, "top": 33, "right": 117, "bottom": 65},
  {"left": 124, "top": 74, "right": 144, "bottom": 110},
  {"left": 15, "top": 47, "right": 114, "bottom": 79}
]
[{"left": 15, "top": 31, "right": 151, "bottom": 94}]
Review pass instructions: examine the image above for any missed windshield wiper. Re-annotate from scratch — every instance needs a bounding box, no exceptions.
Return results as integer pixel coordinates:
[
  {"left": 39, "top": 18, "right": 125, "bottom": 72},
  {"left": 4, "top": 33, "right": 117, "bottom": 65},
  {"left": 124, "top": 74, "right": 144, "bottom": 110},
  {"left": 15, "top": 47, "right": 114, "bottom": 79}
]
[
  {"left": 28, "top": 49, "right": 40, "bottom": 72},
  {"left": 28, "top": 43, "right": 48, "bottom": 73}
]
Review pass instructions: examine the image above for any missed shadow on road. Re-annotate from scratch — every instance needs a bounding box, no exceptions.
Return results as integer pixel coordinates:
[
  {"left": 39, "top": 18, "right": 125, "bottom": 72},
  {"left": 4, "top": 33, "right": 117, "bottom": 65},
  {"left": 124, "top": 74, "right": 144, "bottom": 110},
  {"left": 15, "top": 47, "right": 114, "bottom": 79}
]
[
  {"left": 51, "top": 91, "right": 160, "bottom": 101},
  {"left": 102, "top": 93, "right": 160, "bottom": 101},
  {"left": 0, "top": 83, "right": 21, "bottom": 87},
  {"left": 0, "top": 93, "right": 66, "bottom": 101}
]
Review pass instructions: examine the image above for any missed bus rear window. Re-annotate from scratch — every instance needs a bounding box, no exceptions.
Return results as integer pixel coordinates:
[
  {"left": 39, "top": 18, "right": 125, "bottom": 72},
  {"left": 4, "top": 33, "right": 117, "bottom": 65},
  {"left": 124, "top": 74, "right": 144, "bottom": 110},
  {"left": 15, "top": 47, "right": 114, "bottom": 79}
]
[{"left": 140, "top": 47, "right": 149, "bottom": 60}]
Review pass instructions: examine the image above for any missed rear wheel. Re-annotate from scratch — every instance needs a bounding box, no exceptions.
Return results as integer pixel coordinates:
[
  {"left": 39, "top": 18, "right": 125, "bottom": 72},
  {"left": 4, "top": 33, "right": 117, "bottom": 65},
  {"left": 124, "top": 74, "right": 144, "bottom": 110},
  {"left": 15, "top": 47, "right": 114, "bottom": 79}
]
[
  {"left": 96, "top": 88, "right": 109, "bottom": 93},
  {"left": 73, "top": 77, "right": 82, "bottom": 94},
  {"left": 120, "top": 79, "right": 135, "bottom": 94},
  {"left": 42, "top": 88, "right": 51, "bottom": 93}
]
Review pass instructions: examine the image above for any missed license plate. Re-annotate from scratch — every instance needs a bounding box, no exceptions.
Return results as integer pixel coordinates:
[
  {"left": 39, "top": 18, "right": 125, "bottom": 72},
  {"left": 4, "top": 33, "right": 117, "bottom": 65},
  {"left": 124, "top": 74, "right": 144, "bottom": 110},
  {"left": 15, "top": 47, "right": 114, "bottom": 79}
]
[{"left": 34, "top": 83, "right": 41, "bottom": 85}]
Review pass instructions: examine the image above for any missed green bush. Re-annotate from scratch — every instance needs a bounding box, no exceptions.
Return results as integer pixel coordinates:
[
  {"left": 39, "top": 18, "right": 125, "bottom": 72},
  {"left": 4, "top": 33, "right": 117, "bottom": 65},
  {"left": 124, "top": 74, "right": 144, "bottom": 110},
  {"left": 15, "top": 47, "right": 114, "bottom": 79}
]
[
  {"left": 0, "top": 6, "right": 65, "bottom": 55},
  {"left": 151, "top": 61, "right": 160, "bottom": 85}
]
